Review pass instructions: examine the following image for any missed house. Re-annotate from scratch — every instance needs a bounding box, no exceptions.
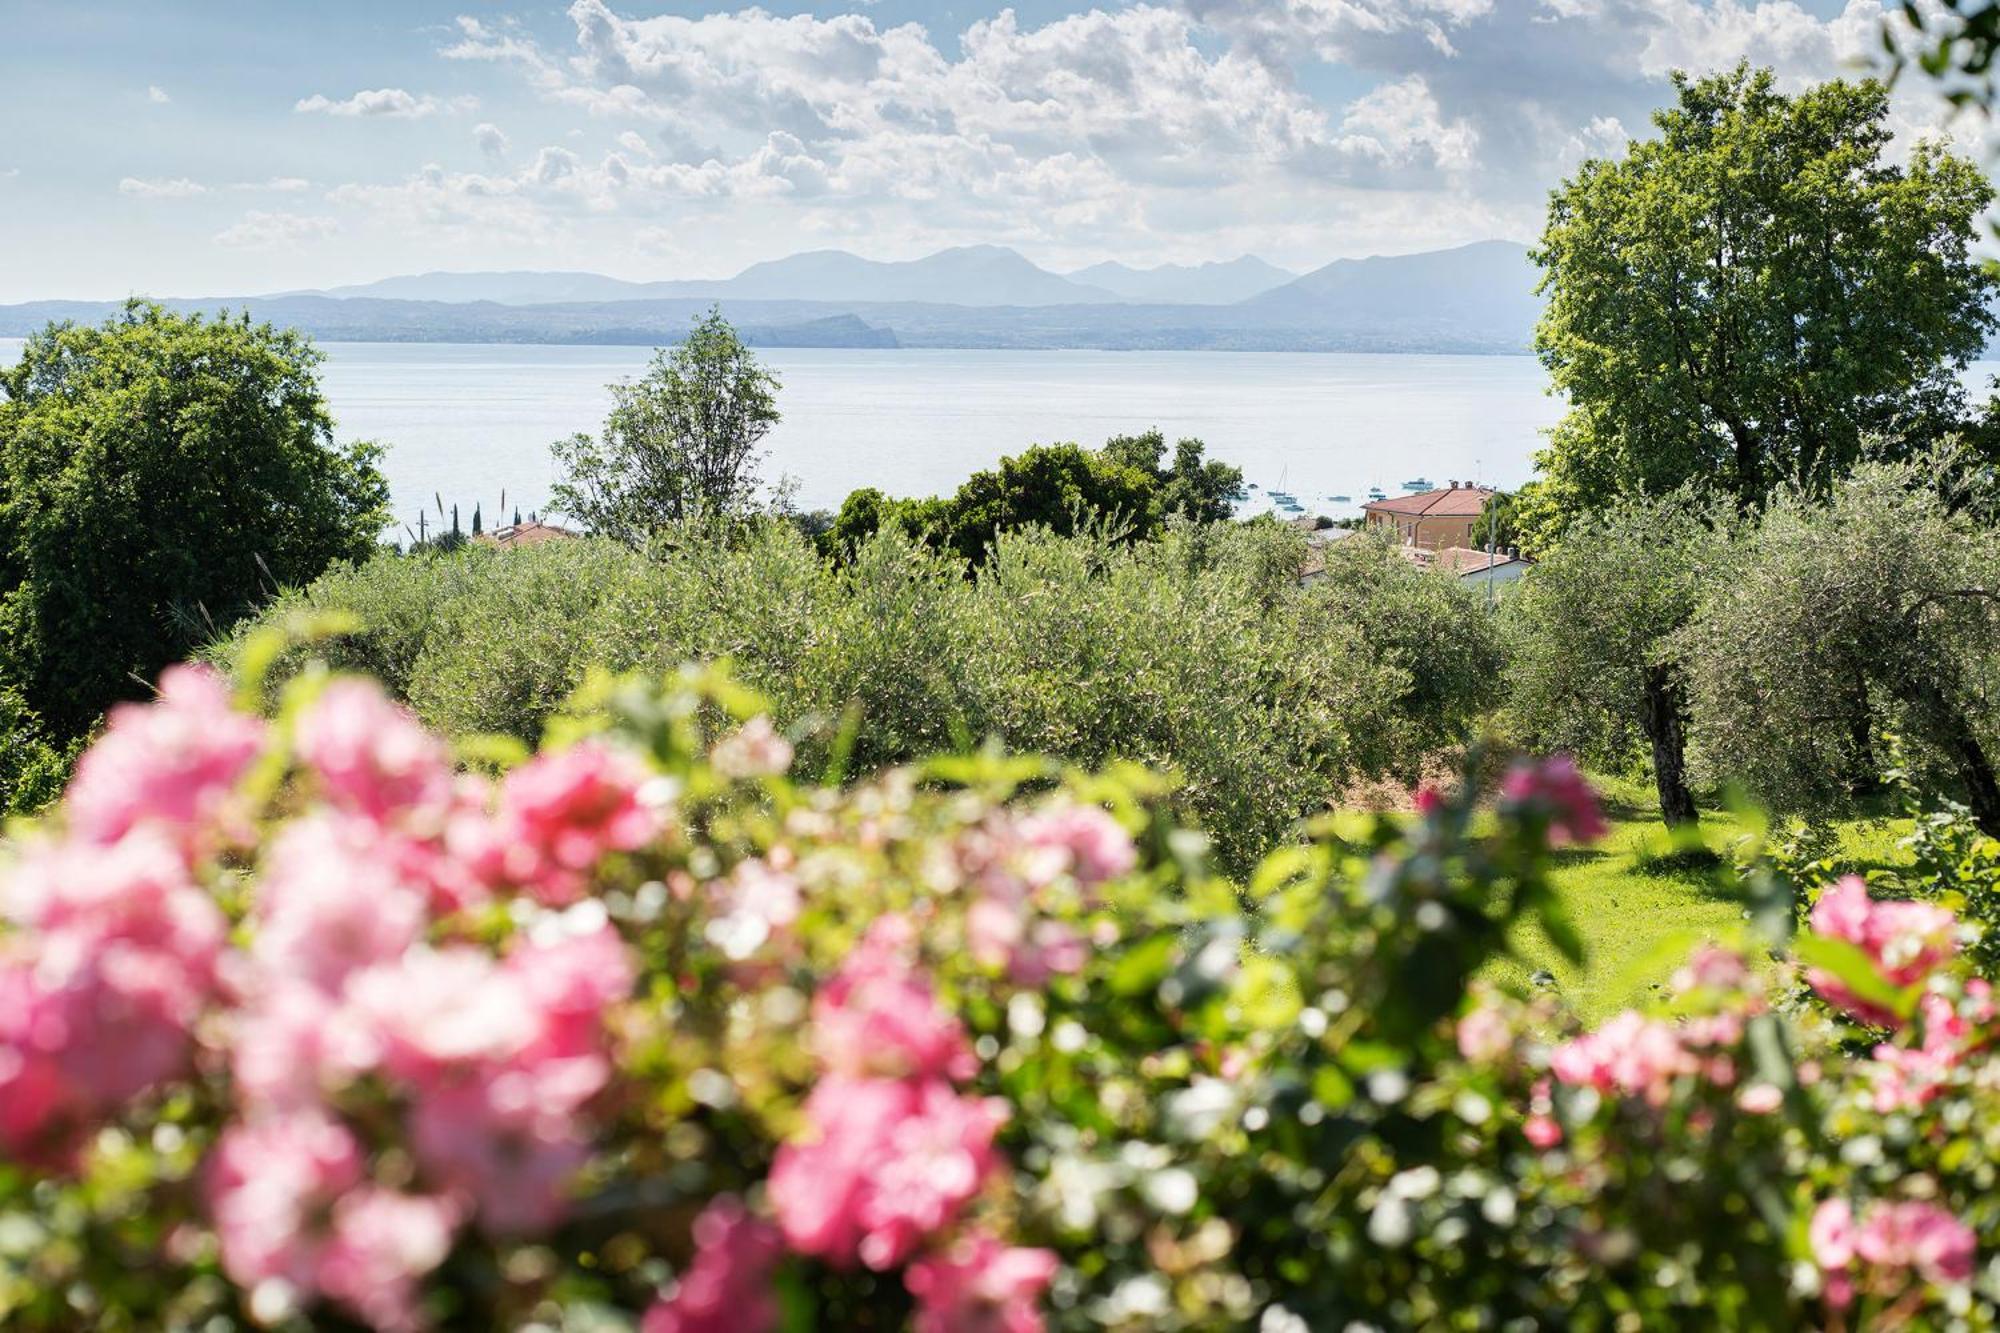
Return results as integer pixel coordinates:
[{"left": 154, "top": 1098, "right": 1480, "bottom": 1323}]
[
  {"left": 1362, "top": 481, "right": 1495, "bottom": 551},
  {"left": 474, "top": 519, "right": 576, "bottom": 550}
]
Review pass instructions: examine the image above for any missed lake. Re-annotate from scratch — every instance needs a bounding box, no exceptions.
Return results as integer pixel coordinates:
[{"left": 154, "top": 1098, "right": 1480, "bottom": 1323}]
[{"left": 6, "top": 339, "right": 1995, "bottom": 532}]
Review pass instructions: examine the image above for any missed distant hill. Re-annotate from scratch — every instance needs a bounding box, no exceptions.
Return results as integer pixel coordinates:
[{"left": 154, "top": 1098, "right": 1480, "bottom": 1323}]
[
  {"left": 1243, "top": 240, "right": 1542, "bottom": 338},
  {"left": 307, "top": 271, "right": 671, "bottom": 304},
  {"left": 4, "top": 241, "right": 1551, "bottom": 353},
  {"left": 721, "top": 245, "right": 1115, "bottom": 306},
  {"left": 1068, "top": 256, "right": 1295, "bottom": 305},
  {"left": 295, "top": 245, "right": 1119, "bottom": 309}
]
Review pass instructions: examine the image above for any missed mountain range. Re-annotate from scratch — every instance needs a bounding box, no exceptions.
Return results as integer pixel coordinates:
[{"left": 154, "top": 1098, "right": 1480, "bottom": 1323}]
[
  {"left": 2, "top": 241, "right": 1545, "bottom": 354},
  {"left": 303, "top": 245, "right": 1297, "bottom": 308}
]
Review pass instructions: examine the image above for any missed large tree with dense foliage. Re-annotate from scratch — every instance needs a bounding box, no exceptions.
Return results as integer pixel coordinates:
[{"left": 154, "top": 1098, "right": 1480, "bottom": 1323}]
[
  {"left": 1677, "top": 461, "right": 2000, "bottom": 835},
  {"left": 826, "top": 431, "right": 1241, "bottom": 563},
  {"left": 1523, "top": 66, "right": 1996, "bottom": 547},
  {"left": 1503, "top": 494, "right": 1730, "bottom": 827},
  {"left": 551, "top": 308, "right": 781, "bottom": 544},
  {"left": 0, "top": 302, "right": 387, "bottom": 736}
]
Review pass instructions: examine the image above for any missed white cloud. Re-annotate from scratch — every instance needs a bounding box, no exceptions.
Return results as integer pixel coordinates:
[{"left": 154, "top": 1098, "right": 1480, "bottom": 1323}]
[
  {"left": 214, "top": 210, "right": 340, "bottom": 249},
  {"left": 295, "top": 88, "right": 446, "bottom": 118},
  {"left": 474, "top": 121, "right": 510, "bottom": 156},
  {"left": 147, "top": 85, "right": 171, "bottom": 105},
  {"left": 119, "top": 176, "right": 206, "bottom": 198}
]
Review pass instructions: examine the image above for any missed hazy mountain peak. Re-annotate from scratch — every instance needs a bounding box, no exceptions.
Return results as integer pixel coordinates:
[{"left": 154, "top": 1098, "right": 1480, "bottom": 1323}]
[{"left": 1068, "top": 254, "right": 1297, "bottom": 304}]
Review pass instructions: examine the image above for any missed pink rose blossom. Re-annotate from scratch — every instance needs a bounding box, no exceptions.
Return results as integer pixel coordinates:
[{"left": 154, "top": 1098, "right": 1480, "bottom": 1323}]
[
  {"left": 1671, "top": 944, "right": 1750, "bottom": 996},
  {"left": 64, "top": 664, "right": 265, "bottom": 852},
  {"left": 409, "top": 1072, "right": 595, "bottom": 1235},
  {"left": 228, "top": 980, "right": 381, "bottom": 1112},
  {"left": 348, "top": 947, "right": 538, "bottom": 1077},
  {"left": 1807, "top": 878, "right": 1958, "bottom": 1026},
  {"left": 1456, "top": 1003, "right": 1513, "bottom": 1064},
  {"left": 252, "top": 814, "right": 428, "bottom": 994},
  {"left": 1500, "top": 755, "right": 1607, "bottom": 846},
  {"left": 641, "top": 1195, "right": 783, "bottom": 1333},
  {"left": 704, "top": 859, "right": 802, "bottom": 961},
  {"left": 483, "top": 740, "right": 663, "bottom": 904},
  {"left": 709, "top": 716, "right": 794, "bottom": 781},
  {"left": 810, "top": 922, "right": 975, "bottom": 1083},
  {"left": 1548, "top": 1011, "right": 1696, "bottom": 1105},
  {"left": 316, "top": 1187, "right": 459, "bottom": 1333},
  {"left": 1413, "top": 786, "right": 1444, "bottom": 817},
  {"left": 905, "top": 1232, "right": 1059, "bottom": 1333},
  {"left": 505, "top": 922, "right": 635, "bottom": 1064},
  {"left": 1523, "top": 1114, "right": 1563, "bottom": 1149},
  {"left": 207, "top": 1112, "right": 366, "bottom": 1294},
  {"left": 294, "top": 678, "right": 452, "bottom": 828},
  {"left": 769, "top": 1076, "right": 1007, "bottom": 1270},
  {"left": 1857, "top": 1200, "right": 1977, "bottom": 1284},
  {"left": 1018, "top": 804, "right": 1136, "bottom": 888}
]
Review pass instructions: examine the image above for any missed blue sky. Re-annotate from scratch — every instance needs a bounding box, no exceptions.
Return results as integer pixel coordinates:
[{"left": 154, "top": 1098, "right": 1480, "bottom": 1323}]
[{"left": 0, "top": 1, "right": 1978, "bottom": 301}]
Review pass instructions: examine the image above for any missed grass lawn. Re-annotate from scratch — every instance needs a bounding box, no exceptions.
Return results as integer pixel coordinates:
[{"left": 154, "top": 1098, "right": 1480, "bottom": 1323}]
[{"left": 1485, "top": 772, "right": 1916, "bottom": 1022}]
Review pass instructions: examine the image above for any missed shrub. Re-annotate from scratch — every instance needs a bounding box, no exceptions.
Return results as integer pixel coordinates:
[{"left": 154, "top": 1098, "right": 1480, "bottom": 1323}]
[
  {"left": 222, "top": 521, "right": 1501, "bottom": 874},
  {"left": 4, "top": 651, "right": 2000, "bottom": 1329}
]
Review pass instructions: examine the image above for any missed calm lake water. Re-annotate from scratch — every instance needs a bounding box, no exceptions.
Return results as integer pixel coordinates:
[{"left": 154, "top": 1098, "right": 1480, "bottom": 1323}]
[{"left": 7, "top": 338, "right": 1996, "bottom": 531}]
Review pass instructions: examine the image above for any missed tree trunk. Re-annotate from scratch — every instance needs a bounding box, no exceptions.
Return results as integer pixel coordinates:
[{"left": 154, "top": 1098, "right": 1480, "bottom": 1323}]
[
  {"left": 1642, "top": 665, "right": 1701, "bottom": 828},
  {"left": 1846, "top": 673, "right": 1883, "bottom": 797},
  {"left": 1911, "top": 679, "right": 2000, "bottom": 839}
]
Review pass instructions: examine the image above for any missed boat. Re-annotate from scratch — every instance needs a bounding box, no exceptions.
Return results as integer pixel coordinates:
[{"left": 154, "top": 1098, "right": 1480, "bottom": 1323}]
[
  {"left": 1401, "top": 477, "right": 1433, "bottom": 491},
  {"left": 1367, "top": 487, "right": 1386, "bottom": 500},
  {"left": 1330, "top": 494, "right": 1351, "bottom": 503}
]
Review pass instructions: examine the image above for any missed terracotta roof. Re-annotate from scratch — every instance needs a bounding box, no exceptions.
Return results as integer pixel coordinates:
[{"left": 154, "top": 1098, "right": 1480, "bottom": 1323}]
[
  {"left": 1363, "top": 484, "right": 1494, "bottom": 518},
  {"left": 1427, "top": 545, "right": 1528, "bottom": 575},
  {"left": 475, "top": 520, "right": 576, "bottom": 549}
]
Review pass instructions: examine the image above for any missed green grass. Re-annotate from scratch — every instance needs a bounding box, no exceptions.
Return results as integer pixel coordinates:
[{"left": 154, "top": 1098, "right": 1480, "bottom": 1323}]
[{"left": 1485, "top": 772, "right": 1915, "bottom": 1022}]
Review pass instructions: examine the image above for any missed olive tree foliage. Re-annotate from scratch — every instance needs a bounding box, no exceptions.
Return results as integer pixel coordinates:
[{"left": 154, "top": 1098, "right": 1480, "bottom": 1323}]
[
  {"left": 550, "top": 309, "right": 781, "bottom": 544},
  {"left": 1677, "top": 461, "right": 2000, "bottom": 836},
  {"left": 1503, "top": 494, "right": 1731, "bottom": 827},
  {"left": 1522, "top": 66, "right": 1997, "bottom": 549},
  {"left": 220, "top": 519, "right": 1503, "bottom": 874},
  {"left": 0, "top": 302, "right": 388, "bottom": 737}
]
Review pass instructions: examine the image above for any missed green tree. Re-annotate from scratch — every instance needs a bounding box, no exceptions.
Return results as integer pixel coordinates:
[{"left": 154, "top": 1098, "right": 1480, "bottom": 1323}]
[
  {"left": 551, "top": 308, "right": 781, "bottom": 544},
  {"left": 1101, "top": 429, "right": 1245, "bottom": 524},
  {"left": 1469, "top": 490, "right": 1521, "bottom": 552},
  {"left": 1525, "top": 67, "right": 1996, "bottom": 546},
  {"left": 1504, "top": 493, "right": 1731, "bottom": 827},
  {"left": 0, "top": 302, "right": 387, "bottom": 736},
  {"left": 1677, "top": 460, "right": 2000, "bottom": 835}
]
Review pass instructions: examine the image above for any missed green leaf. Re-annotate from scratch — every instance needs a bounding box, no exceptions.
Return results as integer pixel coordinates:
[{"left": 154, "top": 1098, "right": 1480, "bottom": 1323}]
[{"left": 1792, "top": 933, "right": 1912, "bottom": 1020}]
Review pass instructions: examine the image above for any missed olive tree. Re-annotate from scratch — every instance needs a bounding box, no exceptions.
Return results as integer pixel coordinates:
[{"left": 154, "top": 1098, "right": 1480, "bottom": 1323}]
[
  {"left": 1677, "top": 461, "right": 2000, "bottom": 835},
  {"left": 551, "top": 308, "right": 781, "bottom": 544},
  {"left": 1504, "top": 495, "right": 1729, "bottom": 827}
]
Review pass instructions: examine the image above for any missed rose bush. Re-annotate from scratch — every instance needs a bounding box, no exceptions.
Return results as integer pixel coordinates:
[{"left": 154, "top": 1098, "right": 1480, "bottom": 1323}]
[{"left": 2, "top": 634, "right": 1999, "bottom": 1330}]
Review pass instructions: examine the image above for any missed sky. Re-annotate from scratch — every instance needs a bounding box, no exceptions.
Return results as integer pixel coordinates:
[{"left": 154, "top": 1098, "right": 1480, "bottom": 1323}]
[{"left": 0, "top": 0, "right": 1988, "bottom": 301}]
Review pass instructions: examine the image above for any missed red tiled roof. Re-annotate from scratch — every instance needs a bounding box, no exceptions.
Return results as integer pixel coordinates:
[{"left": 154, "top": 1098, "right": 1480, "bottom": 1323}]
[
  {"left": 1363, "top": 485, "right": 1494, "bottom": 517},
  {"left": 1426, "top": 545, "right": 1530, "bottom": 575},
  {"left": 476, "top": 520, "right": 576, "bottom": 549}
]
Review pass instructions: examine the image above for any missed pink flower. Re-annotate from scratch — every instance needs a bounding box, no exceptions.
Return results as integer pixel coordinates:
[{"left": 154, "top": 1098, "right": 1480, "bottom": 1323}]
[
  {"left": 0, "top": 831, "right": 224, "bottom": 1160},
  {"left": 1857, "top": 1200, "right": 1976, "bottom": 1285},
  {"left": 1813, "top": 1196, "right": 1976, "bottom": 1308},
  {"left": 316, "top": 1187, "right": 459, "bottom": 1333},
  {"left": 505, "top": 922, "right": 635, "bottom": 1064},
  {"left": 704, "top": 859, "right": 802, "bottom": 961},
  {"left": 348, "top": 947, "right": 538, "bottom": 1077},
  {"left": 252, "top": 814, "right": 428, "bottom": 994},
  {"left": 810, "top": 923, "right": 976, "bottom": 1083},
  {"left": 1671, "top": 945, "right": 1750, "bottom": 996},
  {"left": 641, "top": 1196, "right": 783, "bottom": 1333},
  {"left": 710, "top": 716, "right": 794, "bottom": 780},
  {"left": 1548, "top": 1011, "right": 1696, "bottom": 1105},
  {"left": 769, "top": 1076, "right": 1007, "bottom": 1270},
  {"left": 1807, "top": 878, "right": 1958, "bottom": 1026},
  {"left": 1413, "top": 785, "right": 1444, "bottom": 817},
  {"left": 207, "top": 1111, "right": 366, "bottom": 1294},
  {"left": 486, "top": 740, "right": 663, "bottom": 904},
  {"left": 1736, "top": 1083, "right": 1784, "bottom": 1115},
  {"left": 1500, "top": 755, "right": 1606, "bottom": 846},
  {"left": 228, "top": 980, "right": 380, "bottom": 1112},
  {"left": 64, "top": 664, "right": 265, "bottom": 852},
  {"left": 1522, "top": 1113, "right": 1563, "bottom": 1149},
  {"left": 1018, "top": 804, "right": 1136, "bottom": 888},
  {"left": 409, "top": 1072, "right": 595, "bottom": 1235},
  {"left": 294, "top": 679, "right": 452, "bottom": 829},
  {"left": 906, "top": 1232, "right": 1059, "bottom": 1333},
  {"left": 1455, "top": 1003, "right": 1513, "bottom": 1064}
]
